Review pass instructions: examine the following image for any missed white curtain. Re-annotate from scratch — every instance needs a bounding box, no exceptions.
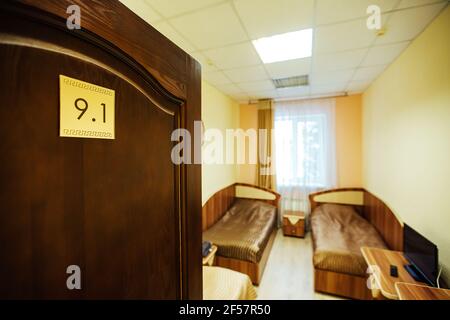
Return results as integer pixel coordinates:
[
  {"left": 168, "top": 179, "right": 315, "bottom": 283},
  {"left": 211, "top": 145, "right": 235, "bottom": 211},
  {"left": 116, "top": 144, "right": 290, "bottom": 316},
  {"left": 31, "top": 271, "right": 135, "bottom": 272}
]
[{"left": 274, "top": 98, "right": 337, "bottom": 225}]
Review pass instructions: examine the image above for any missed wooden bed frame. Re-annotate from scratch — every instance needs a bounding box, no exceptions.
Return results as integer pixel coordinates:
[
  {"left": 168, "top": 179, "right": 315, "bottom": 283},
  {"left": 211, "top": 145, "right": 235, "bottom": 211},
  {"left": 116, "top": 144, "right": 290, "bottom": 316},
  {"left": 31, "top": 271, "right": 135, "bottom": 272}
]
[
  {"left": 309, "top": 188, "right": 403, "bottom": 300},
  {"left": 202, "top": 183, "right": 280, "bottom": 285}
]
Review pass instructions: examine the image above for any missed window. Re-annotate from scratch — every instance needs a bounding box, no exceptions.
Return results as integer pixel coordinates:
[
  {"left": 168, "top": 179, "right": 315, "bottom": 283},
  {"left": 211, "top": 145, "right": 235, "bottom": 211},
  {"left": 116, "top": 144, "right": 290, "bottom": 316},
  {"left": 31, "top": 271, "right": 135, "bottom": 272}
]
[
  {"left": 274, "top": 98, "right": 336, "bottom": 215},
  {"left": 275, "top": 114, "right": 328, "bottom": 188}
]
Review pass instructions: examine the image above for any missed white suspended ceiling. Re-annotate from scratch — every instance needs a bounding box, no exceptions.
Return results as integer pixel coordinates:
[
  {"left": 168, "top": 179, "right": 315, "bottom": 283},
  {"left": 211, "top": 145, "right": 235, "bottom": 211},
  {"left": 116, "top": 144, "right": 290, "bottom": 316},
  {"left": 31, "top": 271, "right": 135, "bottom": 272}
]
[{"left": 120, "top": 0, "right": 448, "bottom": 102}]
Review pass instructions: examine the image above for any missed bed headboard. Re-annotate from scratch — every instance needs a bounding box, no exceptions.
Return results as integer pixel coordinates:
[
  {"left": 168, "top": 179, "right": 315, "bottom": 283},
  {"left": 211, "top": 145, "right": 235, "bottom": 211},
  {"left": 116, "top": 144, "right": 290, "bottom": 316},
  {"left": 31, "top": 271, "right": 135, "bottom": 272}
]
[
  {"left": 309, "top": 188, "right": 365, "bottom": 212},
  {"left": 309, "top": 188, "right": 403, "bottom": 251},
  {"left": 363, "top": 191, "right": 403, "bottom": 251},
  {"left": 202, "top": 183, "right": 280, "bottom": 231}
]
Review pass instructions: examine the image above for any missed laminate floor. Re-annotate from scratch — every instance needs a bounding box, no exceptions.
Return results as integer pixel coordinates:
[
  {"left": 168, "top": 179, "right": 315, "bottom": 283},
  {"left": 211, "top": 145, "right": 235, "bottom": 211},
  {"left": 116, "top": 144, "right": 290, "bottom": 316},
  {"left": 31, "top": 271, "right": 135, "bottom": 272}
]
[{"left": 256, "top": 229, "right": 343, "bottom": 300}]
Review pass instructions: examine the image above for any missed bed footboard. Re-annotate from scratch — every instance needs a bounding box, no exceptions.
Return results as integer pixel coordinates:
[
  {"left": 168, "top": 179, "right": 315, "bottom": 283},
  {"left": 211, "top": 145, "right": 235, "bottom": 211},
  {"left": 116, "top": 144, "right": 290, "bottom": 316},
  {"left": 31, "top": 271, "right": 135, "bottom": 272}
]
[{"left": 214, "top": 229, "right": 277, "bottom": 285}]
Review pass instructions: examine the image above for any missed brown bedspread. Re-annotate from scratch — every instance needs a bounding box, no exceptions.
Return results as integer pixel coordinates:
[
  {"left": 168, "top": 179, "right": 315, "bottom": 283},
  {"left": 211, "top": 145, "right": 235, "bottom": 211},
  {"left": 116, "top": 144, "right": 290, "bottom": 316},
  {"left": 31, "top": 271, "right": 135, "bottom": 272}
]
[
  {"left": 311, "top": 203, "right": 387, "bottom": 276},
  {"left": 203, "top": 199, "right": 276, "bottom": 263}
]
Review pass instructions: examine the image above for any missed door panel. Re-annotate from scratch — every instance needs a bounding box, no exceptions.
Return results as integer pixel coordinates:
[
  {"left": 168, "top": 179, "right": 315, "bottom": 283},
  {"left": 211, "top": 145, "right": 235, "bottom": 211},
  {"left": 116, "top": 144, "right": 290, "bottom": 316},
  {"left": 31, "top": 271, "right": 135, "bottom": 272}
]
[{"left": 0, "top": 8, "right": 184, "bottom": 299}]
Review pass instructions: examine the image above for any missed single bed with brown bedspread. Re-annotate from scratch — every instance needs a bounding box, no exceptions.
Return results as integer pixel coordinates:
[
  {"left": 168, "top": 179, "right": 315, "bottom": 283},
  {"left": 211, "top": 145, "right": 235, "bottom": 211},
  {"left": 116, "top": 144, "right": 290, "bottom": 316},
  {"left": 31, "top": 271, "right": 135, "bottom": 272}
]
[
  {"left": 311, "top": 203, "right": 387, "bottom": 276},
  {"left": 203, "top": 199, "right": 277, "bottom": 264},
  {"left": 309, "top": 188, "right": 404, "bottom": 300}
]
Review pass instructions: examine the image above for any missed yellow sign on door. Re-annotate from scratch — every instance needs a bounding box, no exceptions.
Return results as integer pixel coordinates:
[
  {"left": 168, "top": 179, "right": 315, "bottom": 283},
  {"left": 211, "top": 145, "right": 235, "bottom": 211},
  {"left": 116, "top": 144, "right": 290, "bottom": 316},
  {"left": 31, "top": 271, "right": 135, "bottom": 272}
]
[{"left": 59, "top": 75, "right": 115, "bottom": 139}]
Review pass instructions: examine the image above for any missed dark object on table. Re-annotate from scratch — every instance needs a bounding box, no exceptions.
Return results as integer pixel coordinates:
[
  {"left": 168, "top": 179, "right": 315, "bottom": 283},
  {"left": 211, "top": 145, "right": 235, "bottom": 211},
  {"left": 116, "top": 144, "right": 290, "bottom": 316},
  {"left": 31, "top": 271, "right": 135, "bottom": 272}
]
[
  {"left": 390, "top": 265, "right": 398, "bottom": 277},
  {"left": 202, "top": 241, "right": 212, "bottom": 257}
]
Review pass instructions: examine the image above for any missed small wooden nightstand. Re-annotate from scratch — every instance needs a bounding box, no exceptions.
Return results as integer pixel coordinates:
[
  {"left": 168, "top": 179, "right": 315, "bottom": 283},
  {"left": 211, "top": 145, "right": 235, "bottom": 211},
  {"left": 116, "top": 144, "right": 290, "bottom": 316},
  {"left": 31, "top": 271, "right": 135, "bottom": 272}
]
[
  {"left": 202, "top": 245, "right": 218, "bottom": 266},
  {"left": 282, "top": 211, "right": 305, "bottom": 238}
]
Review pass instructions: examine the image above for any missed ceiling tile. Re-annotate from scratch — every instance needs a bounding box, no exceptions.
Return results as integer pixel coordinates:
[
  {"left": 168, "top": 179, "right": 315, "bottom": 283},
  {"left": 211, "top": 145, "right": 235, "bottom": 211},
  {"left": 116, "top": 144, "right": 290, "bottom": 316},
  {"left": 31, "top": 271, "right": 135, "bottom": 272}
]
[
  {"left": 203, "top": 42, "right": 261, "bottom": 70},
  {"left": 277, "top": 86, "right": 310, "bottom": 98},
  {"left": 315, "top": 18, "right": 378, "bottom": 53},
  {"left": 361, "top": 41, "right": 410, "bottom": 67},
  {"left": 146, "top": 0, "right": 223, "bottom": 18},
  {"left": 346, "top": 79, "right": 372, "bottom": 93},
  {"left": 119, "top": 0, "right": 162, "bottom": 24},
  {"left": 203, "top": 71, "right": 232, "bottom": 86},
  {"left": 233, "top": 0, "right": 314, "bottom": 39},
  {"left": 248, "top": 90, "right": 279, "bottom": 100},
  {"left": 352, "top": 65, "right": 387, "bottom": 82},
  {"left": 153, "top": 22, "right": 196, "bottom": 52},
  {"left": 313, "top": 49, "right": 368, "bottom": 73},
  {"left": 190, "top": 52, "right": 218, "bottom": 73},
  {"left": 265, "top": 57, "right": 311, "bottom": 79},
  {"left": 224, "top": 65, "right": 268, "bottom": 83},
  {"left": 397, "top": 0, "right": 447, "bottom": 9},
  {"left": 215, "top": 83, "right": 246, "bottom": 96},
  {"left": 233, "top": 93, "right": 251, "bottom": 101},
  {"left": 311, "top": 83, "right": 346, "bottom": 95},
  {"left": 170, "top": 3, "right": 248, "bottom": 50},
  {"left": 237, "top": 80, "right": 275, "bottom": 92},
  {"left": 316, "top": 0, "right": 398, "bottom": 25},
  {"left": 375, "top": 2, "right": 447, "bottom": 45},
  {"left": 310, "top": 69, "right": 355, "bottom": 86}
]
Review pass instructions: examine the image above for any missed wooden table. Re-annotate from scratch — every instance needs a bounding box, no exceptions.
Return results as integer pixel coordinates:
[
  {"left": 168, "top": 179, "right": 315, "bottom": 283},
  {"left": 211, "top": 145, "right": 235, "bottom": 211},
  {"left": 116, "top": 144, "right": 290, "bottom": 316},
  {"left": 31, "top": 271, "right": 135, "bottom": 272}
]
[
  {"left": 282, "top": 210, "right": 305, "bottom": 238},
  {"left": 395, "top": 282, "right": 450, "bottom": 300},
  {"left": 361, "top": 247, "right": 425, "bottom": 300},
  {"left": 202, "top": 245, "right": 218, "bottom": 266}
]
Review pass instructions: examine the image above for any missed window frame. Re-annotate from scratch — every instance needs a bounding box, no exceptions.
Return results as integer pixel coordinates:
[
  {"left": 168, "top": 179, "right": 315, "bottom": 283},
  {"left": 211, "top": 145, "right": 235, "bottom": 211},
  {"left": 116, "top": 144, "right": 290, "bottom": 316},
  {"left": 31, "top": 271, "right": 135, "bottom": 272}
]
[{"left": 275, "top": 113, "right": 328, "bottom": 188}]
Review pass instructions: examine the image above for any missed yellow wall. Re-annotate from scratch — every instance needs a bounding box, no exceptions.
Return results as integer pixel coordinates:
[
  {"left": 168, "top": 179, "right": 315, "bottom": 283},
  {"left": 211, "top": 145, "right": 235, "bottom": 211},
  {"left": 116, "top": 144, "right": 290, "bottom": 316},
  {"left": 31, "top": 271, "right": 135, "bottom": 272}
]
[
  {"left": 237, "top": 96, "right": 363, "bottom": 188},
  {"left": 362, "top": 7, "right": 450, "bottom": 280},
  {"left": 201, "top": 81, "right": 240, "bottom": 204},
  {"left": 336, "top": 95, "right": 363, "bottom": 187},
  {"left": 237, "top": 104, "right": 258, "bottom": 185}
]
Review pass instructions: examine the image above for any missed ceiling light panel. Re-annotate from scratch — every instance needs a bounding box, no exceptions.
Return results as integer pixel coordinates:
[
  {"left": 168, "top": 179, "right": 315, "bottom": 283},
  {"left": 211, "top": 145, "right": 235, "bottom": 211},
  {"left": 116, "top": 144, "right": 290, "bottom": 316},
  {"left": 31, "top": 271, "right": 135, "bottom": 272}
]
[{"left": 252, "top": 29, "right": 313, "bottom": 64}]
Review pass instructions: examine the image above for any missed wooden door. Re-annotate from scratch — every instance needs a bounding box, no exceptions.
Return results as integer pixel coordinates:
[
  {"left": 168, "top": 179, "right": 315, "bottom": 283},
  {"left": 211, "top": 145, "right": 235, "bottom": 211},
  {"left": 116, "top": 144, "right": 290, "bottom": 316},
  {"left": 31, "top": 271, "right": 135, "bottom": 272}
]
[{"left": 0, "top": 1, "right": 201, "bottom": 299}]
